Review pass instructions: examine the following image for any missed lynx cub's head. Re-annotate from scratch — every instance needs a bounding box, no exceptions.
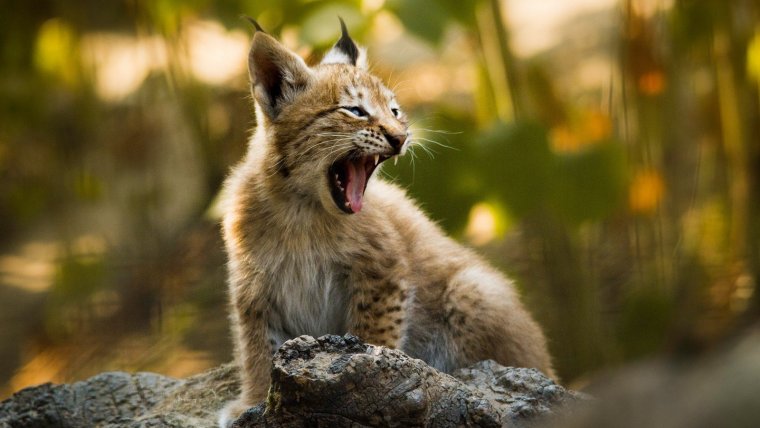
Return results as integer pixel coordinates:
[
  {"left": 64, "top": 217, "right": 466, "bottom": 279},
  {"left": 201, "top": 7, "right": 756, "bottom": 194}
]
[{"left": 247, "top": 19, "right": 409, "bottom": 215}]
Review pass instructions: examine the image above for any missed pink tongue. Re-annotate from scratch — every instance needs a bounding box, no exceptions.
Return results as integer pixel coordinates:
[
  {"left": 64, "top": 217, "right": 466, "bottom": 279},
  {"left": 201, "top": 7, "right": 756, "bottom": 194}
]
[{"left": 345, "top": 160, "right": 366, "bottom": 213}]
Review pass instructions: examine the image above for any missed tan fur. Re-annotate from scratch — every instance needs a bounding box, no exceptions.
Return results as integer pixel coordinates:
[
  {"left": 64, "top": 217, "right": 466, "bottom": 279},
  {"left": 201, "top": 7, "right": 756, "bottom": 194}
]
[{"left": 218, "top": 28, "right": 553, "bottom": 427}]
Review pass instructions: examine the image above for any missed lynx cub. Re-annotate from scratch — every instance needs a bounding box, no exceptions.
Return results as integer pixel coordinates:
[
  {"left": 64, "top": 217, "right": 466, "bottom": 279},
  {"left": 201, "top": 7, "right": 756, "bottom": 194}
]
[{"left": 219, "top": 20, "right": 553, "bottom": 426}]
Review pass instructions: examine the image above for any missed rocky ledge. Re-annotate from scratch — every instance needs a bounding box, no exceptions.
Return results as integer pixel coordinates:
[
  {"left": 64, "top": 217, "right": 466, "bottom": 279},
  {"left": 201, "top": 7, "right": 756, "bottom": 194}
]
[{"left": 0, "top": 334, "right": 581, "bottom": 427}]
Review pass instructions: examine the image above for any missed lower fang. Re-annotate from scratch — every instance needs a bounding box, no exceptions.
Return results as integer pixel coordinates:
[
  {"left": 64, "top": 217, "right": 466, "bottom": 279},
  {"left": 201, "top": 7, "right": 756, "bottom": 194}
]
[
  {"left": 394, "top": 155, "right": 398, "bottom": 165},
  {"left": 344, "top": 202, "right": 350, "bottom": 207}
]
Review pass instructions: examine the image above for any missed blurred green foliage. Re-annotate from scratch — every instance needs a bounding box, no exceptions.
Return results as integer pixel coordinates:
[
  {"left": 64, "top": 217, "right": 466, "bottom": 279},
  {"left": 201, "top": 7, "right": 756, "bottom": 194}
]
[{"left": 0, "top": 0, "right": 759, "bottom": 395}]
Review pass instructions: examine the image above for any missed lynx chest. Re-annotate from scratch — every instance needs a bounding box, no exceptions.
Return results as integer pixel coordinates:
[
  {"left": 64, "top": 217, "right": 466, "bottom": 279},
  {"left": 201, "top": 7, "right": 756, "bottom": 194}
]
[{"left": 263, "top": 252, "right": 351, "bottom": 348}]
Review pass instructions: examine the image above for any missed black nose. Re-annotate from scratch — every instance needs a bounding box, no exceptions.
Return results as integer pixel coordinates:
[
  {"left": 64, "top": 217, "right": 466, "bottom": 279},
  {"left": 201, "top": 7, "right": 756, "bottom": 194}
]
[{"left": 385, "top": 132, "right": 407, "bottom": 151}]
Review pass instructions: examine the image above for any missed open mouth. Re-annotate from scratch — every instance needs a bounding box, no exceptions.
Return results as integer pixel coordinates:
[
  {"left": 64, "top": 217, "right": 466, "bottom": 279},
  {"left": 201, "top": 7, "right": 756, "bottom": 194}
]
[{"left": 328, "top": 153, "right": 391, "bottom": 214}]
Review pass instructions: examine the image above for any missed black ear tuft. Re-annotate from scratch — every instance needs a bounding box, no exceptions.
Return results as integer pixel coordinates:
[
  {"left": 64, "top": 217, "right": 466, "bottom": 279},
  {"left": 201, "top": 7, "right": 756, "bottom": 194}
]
[
  {"left": 335, "top": 17, "right": 359, "bottom": 65},
  {"left": 241, "top": 15, "right": 265, "bottom": 33}
]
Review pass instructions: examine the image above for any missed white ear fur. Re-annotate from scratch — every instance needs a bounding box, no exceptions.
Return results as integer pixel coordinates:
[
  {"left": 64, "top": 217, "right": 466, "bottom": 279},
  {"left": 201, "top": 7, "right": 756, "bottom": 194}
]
[
  {"left": 322, "top": 46, "right": 367, "bottom": 69},
  {"left": 320, "top": 18, "right": 367, "bottom": 69},
  {"left": 321, "top": 49, "right": 351, "bottom": 66},
  {"left": 355, "top": 47, "right": 368, "bottom": 69}
]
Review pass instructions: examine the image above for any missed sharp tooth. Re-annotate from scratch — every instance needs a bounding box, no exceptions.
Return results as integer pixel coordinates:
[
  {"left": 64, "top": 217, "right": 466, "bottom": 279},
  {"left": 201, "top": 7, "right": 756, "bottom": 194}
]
[
  {"left": 334, "top": 174, "right": 339, "bottom": 180},
  {"left": 374, "top": 154, "right": 379, "bottom": 165},
  {"left": 344, "top": 202, "right": 350, "bottom": 207},
  {"left": 394, "top": 155, "right": 398, "bottom": 165}
]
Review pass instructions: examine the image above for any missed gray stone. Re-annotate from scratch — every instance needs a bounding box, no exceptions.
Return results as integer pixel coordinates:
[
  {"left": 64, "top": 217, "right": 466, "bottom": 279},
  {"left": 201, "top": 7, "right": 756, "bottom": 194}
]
[{"left": 1, "top": 335, "right": 576, "bottom": 427}]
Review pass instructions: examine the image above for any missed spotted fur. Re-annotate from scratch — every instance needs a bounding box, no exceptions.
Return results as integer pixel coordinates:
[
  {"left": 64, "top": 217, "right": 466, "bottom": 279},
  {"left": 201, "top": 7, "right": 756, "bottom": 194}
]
[{"left": 218, "top": 23, "right": 553, "bottom": 427}]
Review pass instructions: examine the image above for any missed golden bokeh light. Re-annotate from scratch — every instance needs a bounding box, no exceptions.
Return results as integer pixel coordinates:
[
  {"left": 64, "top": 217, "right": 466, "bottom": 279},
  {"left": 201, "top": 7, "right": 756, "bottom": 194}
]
[
  {"left": 638, "top": 70, "right": 666, "bottom": 96},
  {"left": 466, "top": 202, "right": 498, "bottom": 246},
  {"left": 550, "top": 110, "right": 612, "bottom": 154},
  {"left": 629, "top": 169, "right": 665, "bottom": 214}
]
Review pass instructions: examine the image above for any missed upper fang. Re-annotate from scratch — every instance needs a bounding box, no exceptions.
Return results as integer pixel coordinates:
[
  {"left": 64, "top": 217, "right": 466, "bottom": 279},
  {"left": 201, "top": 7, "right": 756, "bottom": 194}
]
[{"left": 373, "top": 154, "right": 379, "bottom": 165}]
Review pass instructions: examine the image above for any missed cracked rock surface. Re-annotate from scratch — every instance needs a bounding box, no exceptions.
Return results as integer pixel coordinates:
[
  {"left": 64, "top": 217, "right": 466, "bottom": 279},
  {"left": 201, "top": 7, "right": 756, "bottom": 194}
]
[
  {"left": 234, "top": 334, "right": 580, "bottom": 427},
  {"left": 1, "top": 335, "right": 577, "bottom": 427},
  {"left": 0, "top": 365, "right": 238, "bottom": 428}
]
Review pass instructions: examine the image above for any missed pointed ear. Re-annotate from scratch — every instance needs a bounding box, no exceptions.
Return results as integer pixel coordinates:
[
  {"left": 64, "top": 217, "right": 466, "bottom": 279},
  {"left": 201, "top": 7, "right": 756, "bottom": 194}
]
[
  {"left": 321, "top": 18, "right": 367, "bottom": 69},
  {"left": 248, "top": 32, "right": 312, "bottom": 118}
]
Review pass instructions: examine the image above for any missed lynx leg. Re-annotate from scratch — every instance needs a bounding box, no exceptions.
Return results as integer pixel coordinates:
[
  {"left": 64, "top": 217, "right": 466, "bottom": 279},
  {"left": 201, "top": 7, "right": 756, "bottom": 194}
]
[
  {"left": 348, "top": 279, "right": 408, "bottom": 348},
  {"left": 219, "top": 283, "right": 272, "bottom": 427}
]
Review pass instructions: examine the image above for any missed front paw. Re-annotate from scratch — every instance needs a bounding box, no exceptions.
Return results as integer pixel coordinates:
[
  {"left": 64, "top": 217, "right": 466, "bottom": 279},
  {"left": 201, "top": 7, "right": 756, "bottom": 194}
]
[{"left": 218, "top": 398, "right": 254, "bottom": 428}]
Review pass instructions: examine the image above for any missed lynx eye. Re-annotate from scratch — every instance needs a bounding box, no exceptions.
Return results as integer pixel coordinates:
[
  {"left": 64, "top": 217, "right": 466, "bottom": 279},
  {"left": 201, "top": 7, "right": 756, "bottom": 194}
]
[
  {"left": 344, "top": 106, "right": 368, "bottom": 118},
  {"left": 391, "top": 107, "right": 401, "bottom": 118}
]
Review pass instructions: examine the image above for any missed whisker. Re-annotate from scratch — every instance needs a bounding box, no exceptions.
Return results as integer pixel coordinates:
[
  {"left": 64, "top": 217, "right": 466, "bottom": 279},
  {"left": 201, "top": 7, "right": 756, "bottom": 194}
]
[
  {"left": 410, "top": 127, "right": 463, "bottom": 135},
  {"left": 408, "top": 147, "right": 417, "bottom": 183},
  {"left": 410, "top": 141, "right": 436, "bottom": 159},
  {"left": 263, "top": 156, "right": 289, "bottom": 179},
  {"left": 391, "top": 79, "right": 413, "bottom": 94},
  {"left": 411, "top": 137, "right": 459, "bottom": 151},
  {"left": 309, "top": 140, "right": 355, "bottom": 158},
  {"left": 287, "top": 137, "right": 355, "bottom": 165}
]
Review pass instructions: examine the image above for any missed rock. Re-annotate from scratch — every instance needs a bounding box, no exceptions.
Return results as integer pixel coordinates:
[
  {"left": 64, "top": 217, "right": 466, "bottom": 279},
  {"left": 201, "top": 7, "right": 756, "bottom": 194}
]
[
  {"left": 0, "top": 365, "right": 239, "bottom": 428},
  {"left": 548, "top": 325, "right": 760, "bottom": 428},
  {"left": 233, "top": 334, "right": 580, "bottom": 427},
  {"left": 453, "top": 360, "right": 586, "bottom": 425},
  {"left": 0, "top": 335, "right": 576, "bottom": 427}
]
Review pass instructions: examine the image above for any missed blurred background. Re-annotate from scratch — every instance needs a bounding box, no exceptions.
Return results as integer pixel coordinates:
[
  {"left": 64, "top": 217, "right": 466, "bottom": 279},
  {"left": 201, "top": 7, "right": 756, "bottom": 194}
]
[{"left": 1, "top": 0, "right": 759, "bottom": 398}]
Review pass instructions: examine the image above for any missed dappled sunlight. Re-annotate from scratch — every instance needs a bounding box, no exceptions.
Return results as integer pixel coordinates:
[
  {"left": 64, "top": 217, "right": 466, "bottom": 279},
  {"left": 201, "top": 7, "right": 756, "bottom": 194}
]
[
  {"left": 466, "top": 202, "right": 499, "bottom": 246},
  {"left": 549, "top": 110, "right": 612, "bottom": 154},
  {"left": 182, "top": 20, "right": 249, "bottom": 86},
  {"left": 372, "top": 25, "right": 476, "bottom": 108},
  {"left": 34, "top": 18, "right": 80, "bottom": 87},
  {"left": 159, "top": 349, "right": 217, "bottom": 379},
  {"left": 0, "top": 255, "right": 54, "bottom": 292},
  {"left": 0, "top": 235, "right": 107, "bottom": 293},
  {"left": 0, "top": 241, "right": 60, "bottom": 292},
  {"left": 731, "top": 274, "right": 755, "bottom": 314},
  {"left": 7, "top": 337, "right": 217, "bottom": 396},
  {"left": 465, "top": 201, "right": 511, "bottom": 247},
  {"left": 749, "top": 32, "right": 760, "bottom": 81},
  {"left": 80, "top": 19, "right": 247, "bottom": 102},
  {"left": 362, "top": 0, "right": 386, "bottom": 14},
  {"left": 382, "top": 57, "right": 474, "bottom": 106},
  {"left": 9, "top": 349, "right": 67, "bottom": 394},
  {"left": 629, "top": 0, "right": 676, "bottom": 18},
  {"left": 406, "top": 64, "right": 448, "bottom": 102},
  {"left": 681, "top": 201, "right": 728, "bottom": 268},
  {"left": 574, "top": 57, "right": 616, "bottom": 91},
  {"left": 505, "top": 0, "right": 618, "bottom": 56},
  {"left": 82, "top": 33, "right": 167, "bottom": 101},
  {"left": 370, "top": 10, "right": 404, "bottom": 43}
]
